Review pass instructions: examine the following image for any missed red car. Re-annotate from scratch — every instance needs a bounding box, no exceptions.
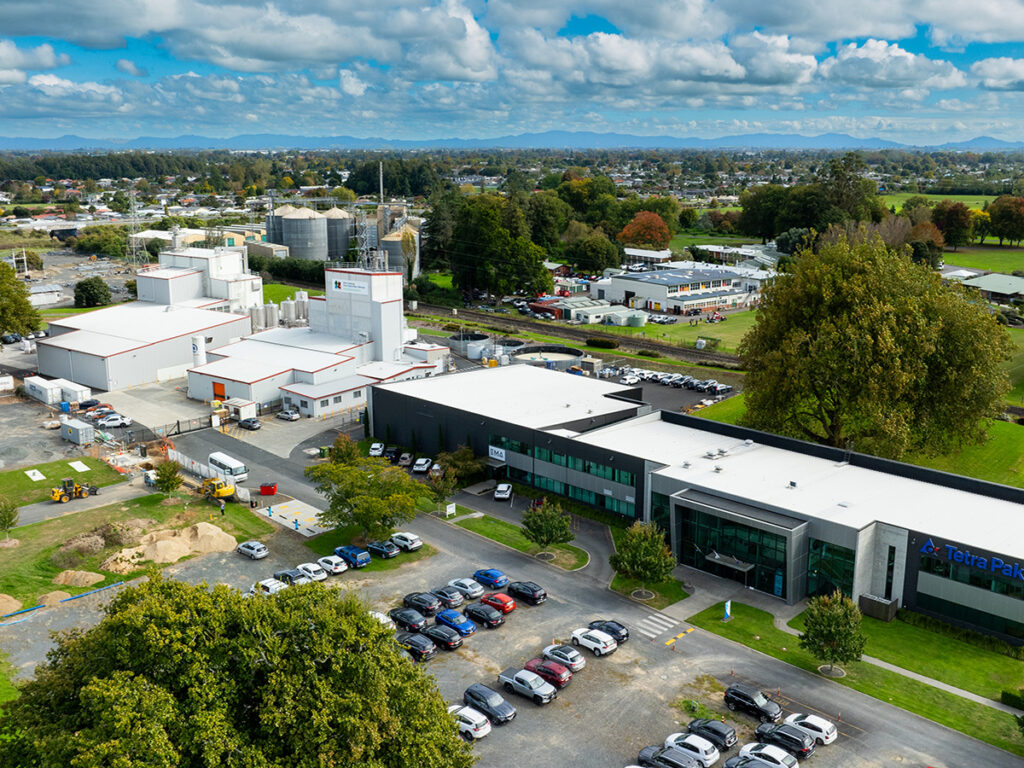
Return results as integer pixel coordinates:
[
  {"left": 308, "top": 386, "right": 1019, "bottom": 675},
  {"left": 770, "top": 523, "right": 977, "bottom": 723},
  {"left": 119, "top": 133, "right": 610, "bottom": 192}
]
[
  {"left": 480, "top": 592, "right": 516, "bottom": 614},
  {"left": 524, "top": 658, "right": 572, "bottom": 689}
]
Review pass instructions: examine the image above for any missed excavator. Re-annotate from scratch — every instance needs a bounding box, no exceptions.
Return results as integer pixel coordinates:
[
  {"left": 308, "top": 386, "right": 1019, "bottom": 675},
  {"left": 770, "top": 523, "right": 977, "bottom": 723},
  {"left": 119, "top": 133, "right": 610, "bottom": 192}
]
[
  {"left": 50, "top": 477, "right": 100, "bottom": 503},
  {"left": 202, "top": 477, "right": 235, "bottom": 500}
]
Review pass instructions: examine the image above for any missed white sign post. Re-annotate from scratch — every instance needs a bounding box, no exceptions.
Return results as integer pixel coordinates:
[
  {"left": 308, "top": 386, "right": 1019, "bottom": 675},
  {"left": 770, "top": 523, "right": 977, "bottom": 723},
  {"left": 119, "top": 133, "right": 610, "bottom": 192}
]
[{"left": 445, "top": 502, "right": 457, "bottom": 519}]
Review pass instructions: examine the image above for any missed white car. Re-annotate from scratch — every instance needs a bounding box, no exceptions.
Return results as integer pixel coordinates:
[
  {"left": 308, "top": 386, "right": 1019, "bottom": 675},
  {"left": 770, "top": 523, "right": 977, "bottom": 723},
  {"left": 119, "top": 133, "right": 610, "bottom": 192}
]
[
  {"left": 784, "top": 713, "right": 838, "bottom": 745},
  {"left": 97, "top": 413, "right": 132, "bottom": 428},
  {"left": 739, "top": 743, "right": 798, "bottom": 768},
  {"left": 390, "top": 532, "right": 423, "bottom": 551},
  {"left": 369, "top": 610, "right": 396, "bottom": 629},
  {"left": 369, "top": 442, "right": 385, "bottom": 457},
  {"left": 277, "top": 409, "right": 301, "bottom": 421},
  {"left": 246, "top": 578, "right": 287, "bottom": 597},
  {"left": 447, "top": 577, "right": 485, "bottom": 599},
  {"left": 570, "top": 627, "right": 617, "bottom": 656},
  {"left": 296, "top": 562, "right": 328, "bottom": 582},
  {"left": 493, "top": 483, "right": 512, "bottom": 500},
  {"left": 663, "top": 733, "right": 720, "bottom": 767},
  {"left": 448, "top": 704, "right": 491, "bottom": 741},
  {"left": 412, "top": 457, "right": 433, "bottom": 473},
  {"left": 317, "top": 555, "right": 349, "bottom": 575},
  {"left": 620, "top": 376, "right": 640, "bottom": 385}
]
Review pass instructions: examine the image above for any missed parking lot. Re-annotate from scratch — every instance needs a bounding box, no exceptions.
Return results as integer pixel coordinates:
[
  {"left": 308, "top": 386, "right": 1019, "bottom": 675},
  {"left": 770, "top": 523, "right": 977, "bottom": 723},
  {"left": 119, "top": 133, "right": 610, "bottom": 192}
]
[{"left": 0, "top": 394, "right": 78, "bottom": 469}]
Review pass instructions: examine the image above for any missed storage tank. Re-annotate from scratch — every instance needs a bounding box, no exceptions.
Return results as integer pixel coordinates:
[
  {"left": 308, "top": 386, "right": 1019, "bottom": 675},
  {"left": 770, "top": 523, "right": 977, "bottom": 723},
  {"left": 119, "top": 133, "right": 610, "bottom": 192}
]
[
  {"left": 281, "top": 299, "right": 297, "bottom": 325},
  {"left": 323, "top": 207, "right": 353, "bottom": 260},
  {"left": 492, "top": 337, "right": 525, "bottom": 357},
  {"left": 627, "top": 313, "right": 647, "bottom": 327},
  {"left": 266, "top": 203, "right": 296, "bottom": 245},
  {"left": 264, "top": 302, "right": 280, "bottom": 328},
  {"left": 294, "top": 290, "right": 309, "bottom": 320},
  {"left": 191, "top": 334, "right": 207, "bottom": 367},
  {"left": 249, "top": 303, "right": 265, "bottom": 331},
  {"left": 448, "top": 332, "right": 491, "bottom": 360},
  {"left": 512, "top": 345, "right": 585, "bottom": 371},
  {"left": 281, "top": 207, "right": 328, "bottom": 261}
]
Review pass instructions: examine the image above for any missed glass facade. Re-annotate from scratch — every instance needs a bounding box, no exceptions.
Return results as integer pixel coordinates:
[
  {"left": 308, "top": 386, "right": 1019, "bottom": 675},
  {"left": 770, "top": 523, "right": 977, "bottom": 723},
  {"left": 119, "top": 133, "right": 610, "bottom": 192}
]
[
  {"left": 677, "top": 506, "right": 788, "bottom": 599},
  {"left": 508, "top": 467, "right": 636, "bottom": 518},
  {"left": 806, "top": 538, "right": 856, "bottom": 597},
  {"left": 651, "top": 493, "right": 671, "bottom": 541},
  {"left": 915, "top": 593, "right": 1024, "bottom": 641},
  {"left": 919, "top": 555, "right": 1024, "bottom": 601}
]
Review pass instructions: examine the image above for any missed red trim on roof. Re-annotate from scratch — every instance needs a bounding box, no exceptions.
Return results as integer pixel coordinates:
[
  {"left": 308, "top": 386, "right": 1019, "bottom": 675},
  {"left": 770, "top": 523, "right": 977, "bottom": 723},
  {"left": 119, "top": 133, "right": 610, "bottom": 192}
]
[
  {"left": 279, "top": 382, "right": 369, "bottom": 398},
  {"left": 325, "top": 268, "right": 402, "bottom": 277}
]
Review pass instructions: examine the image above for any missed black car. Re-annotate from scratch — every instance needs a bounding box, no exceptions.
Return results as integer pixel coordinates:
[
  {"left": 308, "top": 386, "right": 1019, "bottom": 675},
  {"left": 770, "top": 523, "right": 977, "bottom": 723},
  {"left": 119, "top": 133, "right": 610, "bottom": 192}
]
[
  {"left": 588, "top": 619, "right": 629, "bottom": 643},
  {"left": 272, "top": 569, "right": 309, "bottom": 586},
  {"left": 367, "top": 540, "right": 400, "bottom": 559},
  {"left": 464, "top": 602, "right": 504, "bottom": 628},
  {"left": 383, "top": 446, "right": 400, "bottom": 463},
  {"left": 507, "top": 581, "right": 547, "bottom": 605},
  {"left": 463, "top": 683, "right": 516, "bottom": 725},
  {"left": 422, "top": 623, "right": 463, "bottom": 651},
  {"left": 637, "top": 745, "right": 700, "bottom": 768},
  {"left": 670, "top": 376, "right": 694, "bottom": 388},
  {"left": 78, "top": 398, "right": 100, "bottom": 410},
  {"left": 688, "top": 718, "right": 738, "bottom": 751},
  {"left": 388, "top": 607, "right": 428, "bottom": 632},
  {"left": 755, "top": 723, "right": 816, "bottom": 759},
  {"left": 429, "top": 585, "right": 465, "bottom": 609},
  {"left": 403, "top": 592, "right": 442, "bottom": 617},
  {"left": 1, "top": 333, "right": 22, "bottom": 344},
  {"left": 724, "top": 683, "right": 782, "bottom": 723},
  {"left": 395, "top": 632, "right": 437, "bottom": 662}
]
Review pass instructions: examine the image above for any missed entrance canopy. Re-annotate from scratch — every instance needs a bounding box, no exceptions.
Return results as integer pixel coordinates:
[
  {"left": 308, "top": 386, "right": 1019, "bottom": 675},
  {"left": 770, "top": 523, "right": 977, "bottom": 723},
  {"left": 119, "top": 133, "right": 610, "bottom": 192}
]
[{"left": 705, "top": 550, "right": 754, "bottom": 572}]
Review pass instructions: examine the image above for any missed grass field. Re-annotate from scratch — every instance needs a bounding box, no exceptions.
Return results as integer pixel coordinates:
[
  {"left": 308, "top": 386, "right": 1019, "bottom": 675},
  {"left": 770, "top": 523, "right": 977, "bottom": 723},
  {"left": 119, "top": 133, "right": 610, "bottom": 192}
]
[
  {"left": 693, "top": 392, "right": 747, "bottom": 423},
  {"left": 670, "top": 232, "right": 757, "bottom": 251},
  {"left": 688, "top": 602, "right": 1024, "bottom": 758},
  {"left": 2, "top": 457, "right": 125, "bottom": 507},
  {"left": 0, "top": 492, "right": 274, "bottom": 608},
  {"left": 455, "top": 513, "right": 589, "bottom": 571},
  {"left": 943, "top": 244, "right": 1024, "bottom": 273},
  {"left": 788, "top": 612, "right": 1023, "bottom": 702},
  {"left": 585, "top": 309, "right": 757, "bottom": 354},
  {"left": 881, "top": 192, "right": 997, "bottom": 211},
  {"left": 262, "top": 282, "right": 325, "bottom": 304},
  {"left": 1005, "top": 328, "right": 1024, "bottom": 404}
]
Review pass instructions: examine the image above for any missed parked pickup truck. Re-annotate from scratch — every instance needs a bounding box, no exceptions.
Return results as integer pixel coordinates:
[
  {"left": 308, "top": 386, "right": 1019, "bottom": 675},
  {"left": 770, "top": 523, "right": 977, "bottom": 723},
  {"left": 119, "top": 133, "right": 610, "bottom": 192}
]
[{"left": 497, "top": 668, "right": 557, "bottom": 705}]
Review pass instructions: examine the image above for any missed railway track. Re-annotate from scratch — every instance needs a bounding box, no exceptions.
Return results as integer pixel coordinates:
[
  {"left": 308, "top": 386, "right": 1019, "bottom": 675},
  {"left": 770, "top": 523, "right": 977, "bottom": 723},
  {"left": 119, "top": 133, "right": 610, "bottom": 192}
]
[{"left": 414, "top": 303, "right": 743, "bottom": 369}]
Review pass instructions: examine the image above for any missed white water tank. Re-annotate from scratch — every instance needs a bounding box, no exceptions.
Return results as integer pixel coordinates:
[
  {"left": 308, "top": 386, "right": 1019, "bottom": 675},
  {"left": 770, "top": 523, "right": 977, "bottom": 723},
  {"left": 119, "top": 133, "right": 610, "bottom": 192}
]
[
  {"left": 250, "top": 304, "right": 265, "bottom": 330},
  {"left": 191, "top": 335, "right": 207, "bottom": 367},
  {"left": 294, "top": 290, "right": 308, "bottom": 320},
  {"left": 264, "top": 302, "right": 280, "bottom": 327},
  {"left": 281, "top": 299, "right": 297, "bottom": 324}
]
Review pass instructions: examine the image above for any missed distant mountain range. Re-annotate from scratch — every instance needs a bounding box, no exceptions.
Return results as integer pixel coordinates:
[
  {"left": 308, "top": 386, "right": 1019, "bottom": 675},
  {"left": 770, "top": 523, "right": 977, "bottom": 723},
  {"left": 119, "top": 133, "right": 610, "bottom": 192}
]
[{"left": 0, "top": 131, "right": 1022, "bottom": 152}]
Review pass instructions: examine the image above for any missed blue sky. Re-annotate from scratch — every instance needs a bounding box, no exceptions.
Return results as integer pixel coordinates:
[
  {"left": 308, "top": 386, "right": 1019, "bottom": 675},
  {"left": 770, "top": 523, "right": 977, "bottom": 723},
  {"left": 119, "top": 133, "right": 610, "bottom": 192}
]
[{"left": 1, "top": 0, "right": 1023, "bottom": 143}]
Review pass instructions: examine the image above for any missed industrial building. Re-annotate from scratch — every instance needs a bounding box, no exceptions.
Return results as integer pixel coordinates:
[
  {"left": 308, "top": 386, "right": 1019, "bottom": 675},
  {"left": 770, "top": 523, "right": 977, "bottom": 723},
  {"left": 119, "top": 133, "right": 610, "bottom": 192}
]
[
  {"left": 370, "top": 366, "right": 1024, "bottom": 645},
  {"left": 186, "top": 262, "right": 445, "bottom": 418},
  {"left": 136, "top": 242, "right": 264, "bottom": 312},
  {"left": 592, "top": 266, "right": 759, "bottom": 314},
  {"left": 624, "top": 247, "right": 673, "bottom": 265}
]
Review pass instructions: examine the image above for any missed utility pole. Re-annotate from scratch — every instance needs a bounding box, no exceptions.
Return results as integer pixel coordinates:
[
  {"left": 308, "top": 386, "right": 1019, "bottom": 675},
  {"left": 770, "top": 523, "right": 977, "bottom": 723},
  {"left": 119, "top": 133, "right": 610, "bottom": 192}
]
[
  {"left": 379, "top": 160, "right": 384, "bottom": 205},
  {"left": 127, "top": 189, "right": 140, "bottom": 266}
]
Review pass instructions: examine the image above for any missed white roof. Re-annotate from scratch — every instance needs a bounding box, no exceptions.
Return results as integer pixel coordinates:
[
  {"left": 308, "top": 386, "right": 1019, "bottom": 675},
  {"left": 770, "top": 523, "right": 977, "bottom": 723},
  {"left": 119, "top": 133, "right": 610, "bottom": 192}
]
[
  {"left": 374, "top": 365, "right": 641, "bottom": 428},
  {"left": 206, "top": 338, "right": 351, "bottom": 372},
  {"left": 137, "top": 267, "right": 202, "bottom": 280},
  {"left": 577, "top": 412, "right": 1024, "bottom": 557},
  {"left": 625, "top": 247, "right": 672, "bottom": 260},
  {"left": 133, "top": 228, "right": 206, "bottom": 240},
  {"left": 189, "top": 356, "right": 291, "bottom": 384},
  {"left": 249, "top": 327, "right": 365, "bottom": 355},
  {"left": 357, "top": 360, "right": 436, "bottom": 380},
  {"left": 280, "top": 375, "right": 376, "bottom": 399}
]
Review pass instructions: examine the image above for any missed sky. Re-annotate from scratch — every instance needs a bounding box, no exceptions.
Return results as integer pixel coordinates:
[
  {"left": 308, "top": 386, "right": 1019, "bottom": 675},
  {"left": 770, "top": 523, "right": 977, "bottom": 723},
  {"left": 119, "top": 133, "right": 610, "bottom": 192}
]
[{"left": 1, "top": 0, "right": 1024, "bottom": 143}]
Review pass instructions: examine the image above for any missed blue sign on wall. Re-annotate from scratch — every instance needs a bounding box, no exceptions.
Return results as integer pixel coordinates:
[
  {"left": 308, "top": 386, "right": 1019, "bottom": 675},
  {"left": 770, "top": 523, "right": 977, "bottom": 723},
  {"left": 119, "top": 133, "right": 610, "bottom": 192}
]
[
  {"left": 773, "top": 570, "right": 783, "bottom": 597},
  {"left": 920, "top": 538, "right": 1024, "bottom": 582}
]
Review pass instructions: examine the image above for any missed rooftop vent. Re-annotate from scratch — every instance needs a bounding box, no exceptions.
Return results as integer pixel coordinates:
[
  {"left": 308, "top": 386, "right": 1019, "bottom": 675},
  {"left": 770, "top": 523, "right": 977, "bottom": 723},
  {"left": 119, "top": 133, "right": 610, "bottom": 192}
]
[
  {"left": 714, "top": 465, "right": 723, "bottom": 473},
  {"left": 717, "top": 448, "right": 728, "bottom": 456},
  {"left": 837, "top": 501, "right": 849, "bottom": 508},
  {"left": 682, "top": 461, "right": 691, "bottom": 469},
  {"left": 788, "top": 480, "right": 797, "bottom": 489},
  {"left": 705, "top": 451, "right": 716, "bottom": 459},
  {"left": 744, "top": 439, "right": 754, "bottom": 446}
]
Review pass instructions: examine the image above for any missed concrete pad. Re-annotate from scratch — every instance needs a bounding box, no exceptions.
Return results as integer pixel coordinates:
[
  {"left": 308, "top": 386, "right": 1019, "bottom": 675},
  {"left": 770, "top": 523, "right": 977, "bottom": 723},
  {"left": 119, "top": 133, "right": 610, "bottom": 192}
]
[
  {"left": 256, "top": 499, "right": 328, "bottom": 537},
  {"left": 215, "top": 414, "right": 354, "bottom": 459},
  {"left": 105, "top": 379, "right": 211, "bottom": 428}
]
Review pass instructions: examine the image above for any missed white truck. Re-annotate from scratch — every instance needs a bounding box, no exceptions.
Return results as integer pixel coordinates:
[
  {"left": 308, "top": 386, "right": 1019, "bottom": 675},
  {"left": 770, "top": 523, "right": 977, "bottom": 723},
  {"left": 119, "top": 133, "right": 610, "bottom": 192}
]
[{"left": 497, "top": 668, "right": 558, "bottom": 705}]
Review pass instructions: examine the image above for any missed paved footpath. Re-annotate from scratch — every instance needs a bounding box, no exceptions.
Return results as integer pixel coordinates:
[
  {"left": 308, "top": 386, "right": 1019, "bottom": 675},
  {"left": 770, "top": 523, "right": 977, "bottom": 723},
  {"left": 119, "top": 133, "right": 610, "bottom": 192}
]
[{"left": 18, "top": 478, "right": 153, "bottom": 526}]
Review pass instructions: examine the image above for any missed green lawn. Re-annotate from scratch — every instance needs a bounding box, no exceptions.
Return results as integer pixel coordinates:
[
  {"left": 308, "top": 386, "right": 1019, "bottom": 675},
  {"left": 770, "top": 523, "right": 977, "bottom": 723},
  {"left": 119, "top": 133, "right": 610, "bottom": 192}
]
[
  {"left": 788, "top": 612, "right": 1024, "bottom": 702},
  {"left": 303, "top": 522, "right": 438, "bottom": 573},
  {"left": 0, "top": 493, "right": 274, "bottom": 607},
  {"left": 1004, "top": 327, "right": 1024, "bottom": 404},
  {"left": 426, "top": 273, "right": 453, "bottom": 289},
  {"left": 688, "top": 602, "right": 1024, "bottom": 758},
  {"left": 881, "top": 192, "right": 997, "bottom": 211},
  {"left": 693, "top": 393, "right": 746, "bottom": 423},
  {"left": 3, "top": 457, "right": 125, "bottom": 508},
  {"left": 942, "top": 245, "right": 1024, "bottom": 273},
  {"left": 262, "top": 282, "right": 325, "bottom": 304},
  {"left": 455, "top": 513, "right": 589, "bottom": 571},
  {"left": 670, "top": 232, "right": 757, "bottom": 251},
  {"left": 608, "top": 526, "right": 689, "bottom": 609},
  {"left": 583, "top": 309, "right": 757, "bottom": 355}
]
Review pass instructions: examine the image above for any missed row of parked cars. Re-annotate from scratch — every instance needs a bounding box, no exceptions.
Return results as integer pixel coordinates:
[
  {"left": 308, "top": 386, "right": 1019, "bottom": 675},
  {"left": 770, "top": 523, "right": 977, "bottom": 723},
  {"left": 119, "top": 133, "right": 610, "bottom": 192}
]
[
  {"left": 1, "top": 330, "right": 47, "bottom": 344},
  {"left": 76, "top": 400, "right": 133, "bottom": 428},
  {"left": 631, "top": 682, "right": 838, "bottom": 768},
  {"left": 451, "top": 607, "right": 631, "bottom": 742},
  {"left": 616, "top": 368, "right": 733, "bottom": 395},
  {"left": 368, "top": 442, "right": 441, "bottom": 476}
]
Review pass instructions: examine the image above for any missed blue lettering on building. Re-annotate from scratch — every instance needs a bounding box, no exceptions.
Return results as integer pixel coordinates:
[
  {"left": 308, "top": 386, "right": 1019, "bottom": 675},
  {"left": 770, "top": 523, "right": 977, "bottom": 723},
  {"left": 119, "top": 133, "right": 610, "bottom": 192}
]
[{"left": 921, "top": 538, "right": 1024, "bottom": 582}]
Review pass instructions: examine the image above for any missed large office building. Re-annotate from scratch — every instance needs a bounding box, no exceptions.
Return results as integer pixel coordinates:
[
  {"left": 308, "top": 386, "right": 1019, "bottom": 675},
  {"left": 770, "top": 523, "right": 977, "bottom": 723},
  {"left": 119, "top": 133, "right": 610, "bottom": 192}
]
[
  {"left": 370, "top": 366, "right": 1024, "bottom": 645},
  {"left": 593, "top": 266, "right": 760, "bottom": 314}
]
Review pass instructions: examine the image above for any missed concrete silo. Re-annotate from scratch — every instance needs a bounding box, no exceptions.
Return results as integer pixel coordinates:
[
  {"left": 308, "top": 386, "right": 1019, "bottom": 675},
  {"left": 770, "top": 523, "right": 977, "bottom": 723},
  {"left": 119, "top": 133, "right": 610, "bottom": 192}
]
[
  {"left": 323, "top": 207, "right": 353, "bottom": 261},
  {"left": 281, "top": 207, "right": 328, "bottom": 260},
  {"left": 266, "top": 203, "right": 296, "bottom": 245},
  {"left": 380, "top": 223, "right": 420, "bottom": 279}
]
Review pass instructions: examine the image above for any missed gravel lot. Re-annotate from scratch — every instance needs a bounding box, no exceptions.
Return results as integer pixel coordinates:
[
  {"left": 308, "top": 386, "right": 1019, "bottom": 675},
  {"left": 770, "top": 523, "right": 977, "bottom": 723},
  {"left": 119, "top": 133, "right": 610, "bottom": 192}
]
[{"left": 0, "top": 396, "right": 81, "bottom": 469}]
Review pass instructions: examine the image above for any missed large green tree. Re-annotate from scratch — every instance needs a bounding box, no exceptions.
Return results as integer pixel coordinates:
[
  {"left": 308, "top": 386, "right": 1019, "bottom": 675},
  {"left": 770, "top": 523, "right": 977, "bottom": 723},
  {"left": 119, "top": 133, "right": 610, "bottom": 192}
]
[
  {"left": 930, "top": 200, "right": 973, "bottom": 251},
  {"left": 739, "top": 236, "right": 1013, "bottom": 457},
  {"left": 798, "top": 589, "right": 867, "bottom": 674},
  {"left": 0, "top": 576, "right": 473, "bottom": 768},
  {"left": 738, "top": 184, "right": 786, "bottom": 244},
  {"left": 521, "top": 500, "right": 574, "bottom": 550},
  {"left": 565, "top": 230, "right": 619, "bottom": 273},
  {"left": 527, "top": 191, "right": 573, "bottom": 251},
  {"left": 987, "top": 195, "right": 1024, "bottom": 246},
  {"left": 74, "top": 275, "right": 112, "bottom": 308},
  {"left": 0, "top": 262, "right": 41, "bottom": 335},
  {"left": 306, "top": 456, "right": 421, "bottom": 540},
  {"left": 609, "top": 521, "right": 675, "bottom": 593},
  {"left": 0, "top": 496, "right": 17, "bottom": 540}
]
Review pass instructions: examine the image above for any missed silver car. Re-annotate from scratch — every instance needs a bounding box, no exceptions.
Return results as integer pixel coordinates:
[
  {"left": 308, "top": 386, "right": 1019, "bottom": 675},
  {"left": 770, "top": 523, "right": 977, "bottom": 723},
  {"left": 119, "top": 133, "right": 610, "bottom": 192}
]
[
  {"left": 447, "top": 577, "right": 485, "bottom": 599},
  {"left": 237, "top": 540, "right": 269, "bottom": 559}
]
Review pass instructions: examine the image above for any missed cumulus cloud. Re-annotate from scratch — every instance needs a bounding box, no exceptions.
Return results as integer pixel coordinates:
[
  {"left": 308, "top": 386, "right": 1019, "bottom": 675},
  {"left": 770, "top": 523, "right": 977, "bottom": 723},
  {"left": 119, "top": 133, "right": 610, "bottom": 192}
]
[
  {"left": 116, "top": 59, "right": 148, "bottom": 77},
  {"left": 339, "top": 70, "right": 368, "bottom": 97},
  {"left": 820, "top": 40, "right": 965, "bottom": 90},
  {"left": 0, "top": 40, "right": 70, "bottom": 69},
  {"left": 971, "top": 57, "right": 1024, "bottom": 90}
]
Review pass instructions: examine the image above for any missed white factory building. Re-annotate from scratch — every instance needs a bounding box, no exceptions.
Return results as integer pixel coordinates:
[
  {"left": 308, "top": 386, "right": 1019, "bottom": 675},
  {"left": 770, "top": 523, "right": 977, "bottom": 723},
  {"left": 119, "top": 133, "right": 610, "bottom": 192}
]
[
  {"left": 37, "top": 244, "right": 258, "bottom": 392},
  {"left": 185, "top": 263, "right": 447, "bottom": 418},
  {"left": 592, "top": 266, "right": 761, "bottom": 314}
]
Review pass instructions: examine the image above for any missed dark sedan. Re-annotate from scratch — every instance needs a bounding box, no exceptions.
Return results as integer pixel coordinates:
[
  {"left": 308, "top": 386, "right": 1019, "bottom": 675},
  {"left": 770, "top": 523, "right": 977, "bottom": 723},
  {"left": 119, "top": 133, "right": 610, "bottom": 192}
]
[
  {"left": 423, "top": 624, "right": 463, "bottom": 651},
  {"left": 638, "top": 745, "right": 700, "bottom": 768},
  {"left": 588, "top": 619, "right": 629, "bottom": 643},
  {"left": 388, "top": 607, "right": 427, "bottom": 632},
  {"left": 463, "top": 683, "right": 516, "bottom": 725},
  {"left": 507, "top": 580, "right": 547, "bottom": 605},
  {"left": 395, "top": 632, "right": 437, "bottom": 662},
  {"left": 754, "top": 723, "right": 816, "bottom": 760},
  {"left": 429, "top": 585, "right": 465, "bottom": 609},
  {"left": 464, "top": 602, "right": 504, "bottom": 628},
  {"left": 403, "top": 592, "right": 442, "bottom": 617},
  {"left": 688, "top": 718, "right": 737, "bottom": 751},
  {"left": 367, "top": 540, "right": 400, "bottom": 559}
]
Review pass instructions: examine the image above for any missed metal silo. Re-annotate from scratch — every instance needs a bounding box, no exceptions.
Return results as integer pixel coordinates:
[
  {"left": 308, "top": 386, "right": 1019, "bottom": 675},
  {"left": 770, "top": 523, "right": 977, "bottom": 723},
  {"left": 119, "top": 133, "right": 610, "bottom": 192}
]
[
  {"left": 323, "top": 207, "right": 353, "bottom": 261},
  {"left": 264, "top": 301, "right": 280, "bottom": 328},
  {"left": 281, "top": 299, "right": 297, "bottom": 325},
  {"left": 281, "top": 207, "right": 327, "bottom": 260},
  {"left": 266, "top": 203, "right": 296, "bottom": 245}
]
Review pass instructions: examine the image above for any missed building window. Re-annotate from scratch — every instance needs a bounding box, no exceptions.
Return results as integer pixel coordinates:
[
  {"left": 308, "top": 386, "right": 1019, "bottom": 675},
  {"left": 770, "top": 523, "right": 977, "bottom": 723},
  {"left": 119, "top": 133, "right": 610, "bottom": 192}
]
[
  {"left": 919, "top": 554, "right": 1024, "bottom": 601},
  {"left": 320, "top": 399, "right": 329, "bottom": 408},
  {"left": 333, "top": 396, "right": 343, "bottom": 404},
  {"left": 807, "top": 538, "right": 856, "bottom": 598},
  {"left": 300, "top": 400, "right": 308, "bottom": 408},
  {"left": 915, "top": 593, "right": 1024, "bottom": 641},
  {"left": 352, "top": 390, "right": 362, "bottom": 398}
]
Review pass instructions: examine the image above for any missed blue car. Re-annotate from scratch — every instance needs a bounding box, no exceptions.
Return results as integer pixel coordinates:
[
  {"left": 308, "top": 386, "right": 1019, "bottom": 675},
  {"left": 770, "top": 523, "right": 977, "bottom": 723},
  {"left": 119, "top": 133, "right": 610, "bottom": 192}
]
[
  {"left": 334, "top": 545, "right": 371, "bottom": 568},
  {"left": 473, "top": 568, "right": 510, "bottom": 589},
  {"left": 436, "top": 608, "right": 477, "bottom": 636}
]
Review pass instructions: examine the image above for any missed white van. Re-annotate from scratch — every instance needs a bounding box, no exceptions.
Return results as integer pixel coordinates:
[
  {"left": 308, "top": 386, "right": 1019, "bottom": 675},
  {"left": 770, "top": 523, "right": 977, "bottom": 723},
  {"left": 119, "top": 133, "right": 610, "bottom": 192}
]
[{"left": 208, "top": 452, "right": 249, "bottom": 482}]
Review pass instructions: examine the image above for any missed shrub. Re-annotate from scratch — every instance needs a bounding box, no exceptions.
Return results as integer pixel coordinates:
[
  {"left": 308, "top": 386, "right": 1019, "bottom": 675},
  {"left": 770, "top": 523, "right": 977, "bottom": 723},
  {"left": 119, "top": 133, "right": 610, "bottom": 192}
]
[
  {"left": 897, "top": 609, "right": 1024, "bottom": 660},
  {"left": 585, "top": 337, "right": 619, "bottom": 349},
  {"left": 1001, "top": 689, "right": 1024, "bottom": 709},
  {"left": 638, "top": 350, "right": 661, "bottom": 358}
]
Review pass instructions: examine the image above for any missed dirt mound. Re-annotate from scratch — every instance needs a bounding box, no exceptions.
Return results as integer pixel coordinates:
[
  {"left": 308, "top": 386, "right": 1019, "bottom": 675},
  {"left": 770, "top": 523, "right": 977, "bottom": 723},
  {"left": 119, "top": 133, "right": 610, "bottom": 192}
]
[
  {"left": 0, "top": 594, "right": 22, "bottom": 615},
  {"left": 60, "top": 533, "right": 105, "bottom": 557},
  {"left": 101, "top": 523, "right": 237, "bottom": 574},
  {"left": 38, "top": 591, "right": 71, "bottom": 607},
  {"left": 53, "top": 570, "right": 105, "bottom": 587}
]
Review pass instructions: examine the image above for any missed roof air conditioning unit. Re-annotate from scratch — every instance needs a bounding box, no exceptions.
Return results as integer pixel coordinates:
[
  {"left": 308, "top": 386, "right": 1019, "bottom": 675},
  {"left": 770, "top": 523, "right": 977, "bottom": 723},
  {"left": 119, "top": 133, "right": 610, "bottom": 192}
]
[
  {"left": 682, "top": 461, "right": 691, "bottom": 468},
  {"left": 714, "top": 465, "right": 723, "bottom": 473},
  {"left": 789, "top": 480, "right": 797, "bottom": 488},
  {"left": 704, "top": 451, "right": 716, "bottom": 459},
  {"left": 744, "top": 439, "right": 753, "bottom": 446},
  {"left": 718, "top": 448, "right": 727, "bottom": 456}
]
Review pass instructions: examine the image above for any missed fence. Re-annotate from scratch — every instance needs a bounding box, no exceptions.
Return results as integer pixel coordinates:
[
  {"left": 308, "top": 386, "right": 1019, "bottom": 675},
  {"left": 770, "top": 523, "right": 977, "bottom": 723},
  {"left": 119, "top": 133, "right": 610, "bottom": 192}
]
[
  {"left": 123, "top": 416, "right": 212, "bottom": 445},
  {"left": 167, "top": 448, "right": 233, "bottom": 483}
]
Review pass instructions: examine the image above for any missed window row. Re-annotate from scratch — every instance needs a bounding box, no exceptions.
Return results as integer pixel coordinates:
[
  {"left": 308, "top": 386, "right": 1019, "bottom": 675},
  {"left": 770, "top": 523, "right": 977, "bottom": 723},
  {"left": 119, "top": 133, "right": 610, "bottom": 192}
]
[
  {"left": 508, "top": 467, "right": 636, "bottom": 518},
  {"left": 919, "top": 555, "right": 1024, "bottom": 601},
  {"left": 492, "top": 435, "right": 635, "bottom": 486}
]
